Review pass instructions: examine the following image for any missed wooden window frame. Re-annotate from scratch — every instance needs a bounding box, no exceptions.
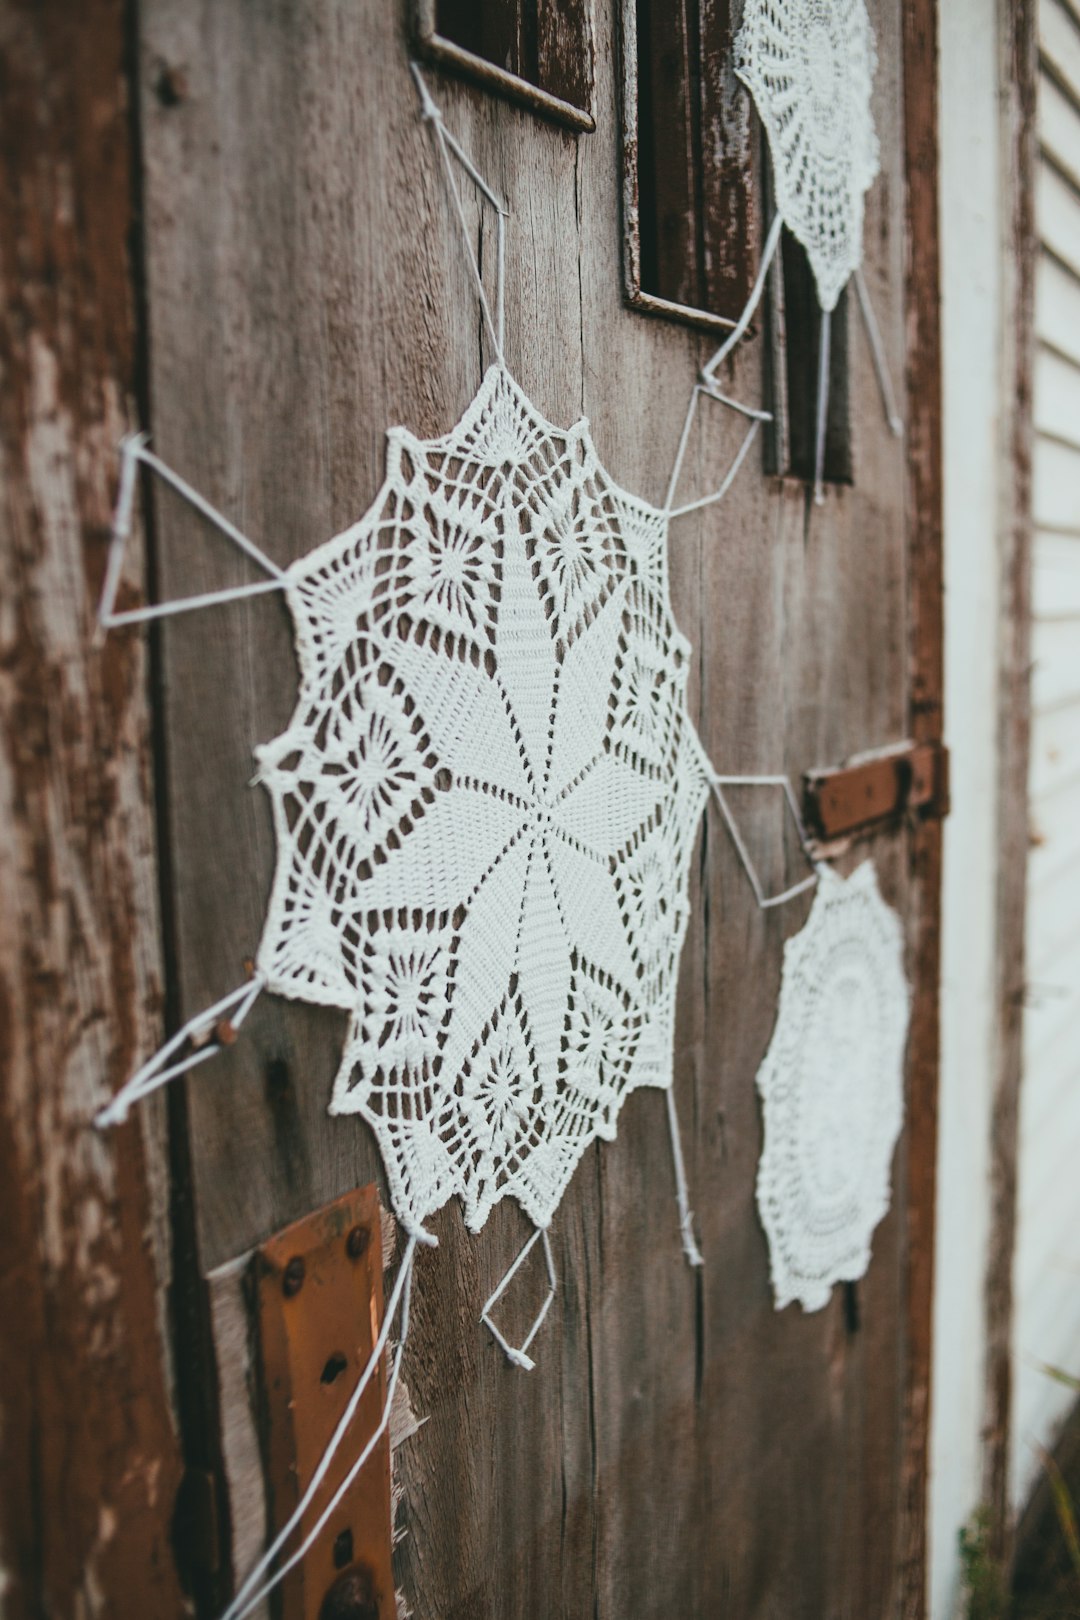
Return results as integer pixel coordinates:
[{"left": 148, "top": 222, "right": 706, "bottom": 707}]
[
  {"left": 413, "top": 0, "right": 596, "bottom": 132},
  {"left": 763, "top": 224, "right": 853, "bottom": 486},
  {"left": 619, "top": 0, "right": 756, "bottom": 334}
]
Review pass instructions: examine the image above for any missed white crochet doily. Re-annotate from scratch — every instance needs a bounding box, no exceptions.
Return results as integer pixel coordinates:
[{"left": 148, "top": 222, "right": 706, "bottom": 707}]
[
  {"left": 755, "top": 862, "right": 908, "bottom": 1311},
  {"left": 255, "top": 364, "right": 712, "bottom": 1239},
  {"left": 735, "top": 0, "right": 880, "bottom": 313}
]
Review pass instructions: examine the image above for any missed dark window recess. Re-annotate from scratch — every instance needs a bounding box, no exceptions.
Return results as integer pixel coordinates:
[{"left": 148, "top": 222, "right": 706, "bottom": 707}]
[
  {"left": 415, "top": 0, "right": 594, "bottom": 130},
  {"left": 763, "top": 228, "right": 853, "bottom": 486},
  {"left": 623, "top": 0, "right": 757, "bottom": 329}
]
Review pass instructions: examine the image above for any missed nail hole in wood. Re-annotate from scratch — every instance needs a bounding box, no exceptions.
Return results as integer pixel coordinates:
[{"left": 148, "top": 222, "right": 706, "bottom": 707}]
[{"left": 321, "top": 1351, "right": 348, "bottom": 1386}]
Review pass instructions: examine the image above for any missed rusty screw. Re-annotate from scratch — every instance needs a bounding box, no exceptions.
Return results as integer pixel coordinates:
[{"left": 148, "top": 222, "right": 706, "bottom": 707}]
[
  {"left": 282, "top": 1256, "right": 305, "bottom": 1298},
  {"left": 319, "top": 1563, "right": 379, "bottom": 1620},
  {"left": 346, "top": 1224, "right": 369, "bottom": 1262}
]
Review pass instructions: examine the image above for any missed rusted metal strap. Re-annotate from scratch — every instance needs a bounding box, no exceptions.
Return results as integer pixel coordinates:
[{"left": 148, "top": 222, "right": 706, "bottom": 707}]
[
  {"left": 803, "top": 741, "right": 950, "bottom": 842},
  {"left": 254, "top": 1185, "right": 393, "bottom": 1620}
]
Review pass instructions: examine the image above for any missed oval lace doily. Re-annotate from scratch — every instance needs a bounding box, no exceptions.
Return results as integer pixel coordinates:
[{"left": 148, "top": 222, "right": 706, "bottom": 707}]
[
  {"left": 736, "top": 0, "right": 880, "bottom": 313},
  {"left": 755, "top": 861, "right": 909, "bottom": 1311}
]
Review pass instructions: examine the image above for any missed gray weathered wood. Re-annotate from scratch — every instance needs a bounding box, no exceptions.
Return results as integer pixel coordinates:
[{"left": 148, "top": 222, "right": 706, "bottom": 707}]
[
  {"left": 135, "top": 0, "right": 931, "bottom": 1613},
  {"left": 0, "top": 4, "right": 186, "bottom": 1614}
]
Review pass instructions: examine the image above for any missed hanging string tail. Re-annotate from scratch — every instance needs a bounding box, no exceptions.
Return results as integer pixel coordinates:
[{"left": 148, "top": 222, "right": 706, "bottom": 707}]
[
  {"left": 813, "top": 307, "right": 832, "bottom": 506},
  {"left": 221, "top": 1236, "right": 419, "bottom": 1620},
  {"left": 481, "top": 1226, "right": 558, "bottom": 1371},
  {"left": 666, "top": 1086, "right": 704, "bottom": 1266},
  {"left": 853, "top": 266, "right": 904, "bottom": 437}
]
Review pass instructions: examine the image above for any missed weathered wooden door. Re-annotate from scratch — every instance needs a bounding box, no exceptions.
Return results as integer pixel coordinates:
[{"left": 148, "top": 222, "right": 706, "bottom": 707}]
[{"left": 0, "top": 1, "right": 942, "bottom": 1616}]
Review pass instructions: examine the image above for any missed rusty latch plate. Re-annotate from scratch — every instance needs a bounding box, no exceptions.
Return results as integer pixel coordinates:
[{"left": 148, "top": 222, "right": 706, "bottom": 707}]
[
  {"left": 803, "top": 741, "right": 950, "bottom": 842},
  {"left": 254, "top": 1185, "right": 393, "bottom": 1620}
]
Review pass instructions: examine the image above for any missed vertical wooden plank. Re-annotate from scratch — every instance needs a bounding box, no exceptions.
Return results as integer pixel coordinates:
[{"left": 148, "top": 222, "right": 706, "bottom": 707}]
[
  {"left": 984, "top": 0, "right": 1037, "bottom": 1564},
  {"left": 135, "top": 0, "right": 936, "bottom": 1615},
  {"left": 0, "top": 3, "right": 185, "bottom": 1615},
  {"left": 899, "top": 0, "right": 946, "bottom": 1613}
]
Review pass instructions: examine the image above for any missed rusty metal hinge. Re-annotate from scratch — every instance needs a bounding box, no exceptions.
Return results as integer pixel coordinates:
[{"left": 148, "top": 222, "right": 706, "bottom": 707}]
[
  {"left": 253, "top": 1185, "right": 394, "bottom": 1620},
  {"left": 803, "top": 740, "right": 950, "bottom": 842}
]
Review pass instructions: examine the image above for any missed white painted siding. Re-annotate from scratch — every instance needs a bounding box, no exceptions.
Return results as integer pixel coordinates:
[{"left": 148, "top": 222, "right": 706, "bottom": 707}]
[
  {"left": 1012, "top": 0, "right": 1080, "bottom": 1511},
  {"left": 932, "top": 2, "right": 1004, "bottom": 1611}
]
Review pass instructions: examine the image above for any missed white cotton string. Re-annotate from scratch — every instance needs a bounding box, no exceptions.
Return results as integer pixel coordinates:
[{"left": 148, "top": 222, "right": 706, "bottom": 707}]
[
  {"left": 663, "top": 374, "right": 772, "bottom": 518},
  {"left": 222, "top": 1238, "right": 418, "bottom": 1620},
  {"left": 667, "top": 415, "right": 764, "bottom": 519},
  {"left": 665, "top": 1086, "right": 704, "bottom": 1267},
  {"left": 853, "top": 267, "right": 903, "bottom": 437},
  {"left": 104, "top": 578, "right": 286, "bottom": 627},
  {"left": 95, "top": 974, "right": 267, "bottom": 1128},
  {"left": 710, "top": 775, "right": 821, "bottom": 910},
  {"left": 481, "top": 1226, "right": 557, "bottom": 1372},
  {"left": 813, "top": 307, "right": 831, "bottom": 506},
  {"left": 410, "top": 62, "right": 507, "bottom": 364},
  {"left": 95, "top": 433, "right": 146, "bottom": 637},
  {"left": 97, "top": 437, "right": 287, "bottom": 632},
  {"left": 664, "top": 384, "right": 772, "bottom": 514},
  {"left": 700, "top": 211, "right": 784, "bottom": 384}
]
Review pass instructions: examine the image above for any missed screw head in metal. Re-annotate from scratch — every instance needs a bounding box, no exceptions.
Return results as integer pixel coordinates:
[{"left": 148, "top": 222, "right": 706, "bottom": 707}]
[
  {"left": 346, "top": 1224, "right": 370, "bottom": 1262},
  {"left": 319, "top": 1563, "right": 379, "bottom": 1620},
  {"left": 282, "top": 1256, "right": 305, "bottom": 1297}
]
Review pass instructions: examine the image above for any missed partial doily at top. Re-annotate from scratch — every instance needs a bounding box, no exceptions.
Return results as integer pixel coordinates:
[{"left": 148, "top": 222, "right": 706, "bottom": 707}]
[
  {"left": 256, "top": 362, "right": 713, "bottom": 1240},
  {"left": 755, "top": 861, "right": 909, "bottom": 1311},
  {"left": 735, "top": 0, "right": 880, "bottom": 315}
]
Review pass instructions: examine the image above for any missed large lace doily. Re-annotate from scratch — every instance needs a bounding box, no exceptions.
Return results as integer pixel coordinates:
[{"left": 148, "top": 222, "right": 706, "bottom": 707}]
[
  {"left": 755, "top": 862, "right": 908, "bottom": 1311},
  {"left": 735, "top": 0, "right": 880, "bottom": 313},
  {"left": 255, "top": 364, "right": 712, "bottom": 1239}
]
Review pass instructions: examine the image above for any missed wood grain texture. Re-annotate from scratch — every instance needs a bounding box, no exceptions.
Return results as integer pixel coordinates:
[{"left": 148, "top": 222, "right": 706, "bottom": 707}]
[
  {"left": 897, "top": 1, "right": 945, "bottom": 1614},
  {"left": 983, "top": 0, "right": 1037, "bottom": 1566},
  {"left": 0, "top": 3, "right": 186, "bottom": 1614},
  {"left": 133, "top": 0, "right": 934, "bottom": 1614}
]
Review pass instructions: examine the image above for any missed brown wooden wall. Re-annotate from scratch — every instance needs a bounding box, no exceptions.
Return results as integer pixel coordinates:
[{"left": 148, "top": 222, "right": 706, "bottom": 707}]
[
  {"left": 0, "top": 1, "right": 943, "bottom": 1616},
  {"left": 0, "top": 4, "right": 185, "bottom": 1614}
]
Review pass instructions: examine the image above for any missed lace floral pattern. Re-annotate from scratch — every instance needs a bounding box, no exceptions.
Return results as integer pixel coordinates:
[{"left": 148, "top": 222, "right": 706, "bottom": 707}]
[
  {"left": 736, "top": 0, "right": 880, "bottom": 312},
  {"left": 755, "top": 862, "right": 909, "bottom": 1311},
  {"left": 256, "top": 366, "right": 712, "bottom": 1238}
]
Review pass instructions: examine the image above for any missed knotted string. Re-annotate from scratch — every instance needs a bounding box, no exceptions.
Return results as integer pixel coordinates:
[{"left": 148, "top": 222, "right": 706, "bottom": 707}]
[
  {"left": 222, "top": 1236, "right": 418, "bottom": 1620},
  {"left": 97, "top": 435, "right": 287, "bottom": 631},
  {"left": 95, "top": 973, "right": 266, "bottom": 1128},
  {"left": 481, "top": 1226, "right": 557, "bottom": 1371}
]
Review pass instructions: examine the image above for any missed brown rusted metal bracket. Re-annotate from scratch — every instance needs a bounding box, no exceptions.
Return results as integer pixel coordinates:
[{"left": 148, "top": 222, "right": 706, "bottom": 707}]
[
  {"left": 803, "top": 740, "right": 950, "bottom": 842},
  {"left": 253, "top": 1185, "right": 393, "bottom": 1620}
]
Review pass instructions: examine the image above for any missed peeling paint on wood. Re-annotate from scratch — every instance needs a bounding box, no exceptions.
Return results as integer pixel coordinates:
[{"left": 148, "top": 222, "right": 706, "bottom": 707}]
[{"left": 0, "top": 2, "right": 185, "bottom": 1614}]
